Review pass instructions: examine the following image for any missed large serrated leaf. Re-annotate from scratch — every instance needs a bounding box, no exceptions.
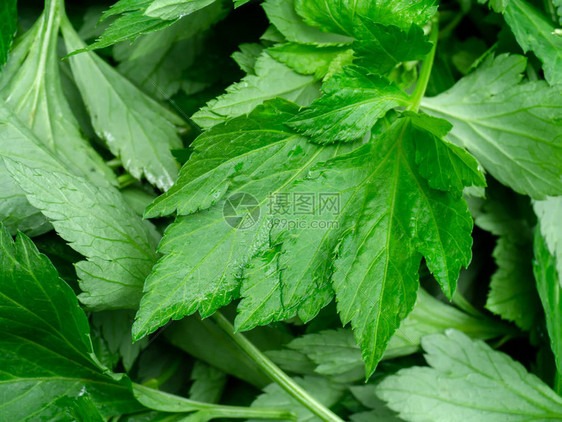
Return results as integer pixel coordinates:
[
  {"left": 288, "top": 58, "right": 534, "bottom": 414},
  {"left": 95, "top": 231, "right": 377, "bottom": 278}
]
[
  {"left": 0, "top": 225, "right": 142, "bottom": 420},
  {"left": 422, "top": 54, "right": 562, "bottom": 199},
  {"left": 0, "top": 0, "right": 116, "bottom": 187},
  {"left": 0, "top": 103, "right": 158, "bottom": 310},
  {"left": 61, "top": 17, "right": 183, "bottom": 191},
  {"left": 134, "top": 99, "right": 349, "bottom": 339}
]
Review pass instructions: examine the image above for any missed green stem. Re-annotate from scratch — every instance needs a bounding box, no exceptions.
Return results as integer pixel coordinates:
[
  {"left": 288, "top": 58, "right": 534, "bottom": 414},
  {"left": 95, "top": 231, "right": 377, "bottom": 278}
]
[
  {"left": 141, "top": 359, "right": 181, "bottom": 389},
  {"left": 489, "top": 334, "right": 513, "bottom": 349},
  {"left": 438, "top": 11, "right": 464, "bottom": 40},
  {"left": 106, "top": 158, "right": 122, "bottom": 169},
  {"left": 452, "top": 291, "right": 485, "bottom": 319},
  {"left": 184, "top": 407, "right": 295, "bottom": 420},
  {"left": 117, "top": 174, "right": 136, "bottom": 189},
  {"left": 408, "top": 18, "right": 439, "bottom": 112},
  {"left": 212, "top": 313, "right": 345, "bottom": 422},
  {"left": 132, "top": 383, "right": 295, "bottom": 420}
]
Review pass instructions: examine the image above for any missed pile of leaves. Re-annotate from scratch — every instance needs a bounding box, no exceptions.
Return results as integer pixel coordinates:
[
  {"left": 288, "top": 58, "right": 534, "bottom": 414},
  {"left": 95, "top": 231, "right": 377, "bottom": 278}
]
[{"left": 1, "top": 0, "right": 561, "bottom": 420}]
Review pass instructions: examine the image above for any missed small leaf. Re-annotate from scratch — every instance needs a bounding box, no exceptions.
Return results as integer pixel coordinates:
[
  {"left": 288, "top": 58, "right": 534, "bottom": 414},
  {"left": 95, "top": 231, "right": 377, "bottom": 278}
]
[
  {"left": 503, "top": 0, "right": 562, "bottom": 85},
  {"left": 377, "top": 330, "right": 562, "bottom": 421},
  {"left": 409, "top": 112, "right": 486, "bottom": 193},
  {"left": 287, "top": 66, "right": 410, "bottom": 143},
  {"left": 232, "top": 43, "right": 265, "bottom": 74},
  {"left": 276, "top": 289, "right": 506, "bottom": 383},
  {"left": 248, "top": 377, "right": 343, "bottom": 422},
  {"left": 262, "top": 0, "right": 351, "bottom": 44},
  {"left": 268, "top": 43, "right": 352, "bottom": 79},
  {"left": 0, "top": 160, "right": 51, "bottom": 236},
  {"left": 473, "top": 182, "right": 540, "bottom": 330},
  {"left": 192, "top": 53, "right": 320, "bottom": 128},
  {"left": 353, "top": 22, "right": 432, "bottom": 74}
]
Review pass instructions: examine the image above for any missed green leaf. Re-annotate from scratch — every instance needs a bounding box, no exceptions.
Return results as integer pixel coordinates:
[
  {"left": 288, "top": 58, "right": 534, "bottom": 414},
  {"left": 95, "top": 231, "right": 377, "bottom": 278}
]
[
  {"left": 294, "top": 0, "right": 437, "bottom": 36},
  {"left": 274, "top": 288, "right": 506, "bottom": 383},
  {"left": 534, "top": 196, "right": 562, "bottom": 287},
  {"left": 268, "top": 43, "right": 353, "bottom": 79},
  {"left": 0, "top": 225, "right": 142, "bottom": 420},
  {"left": 121, "top": 186, "right": 159, "bottom": 217},
  {"left": 408, "top": 112, "right": 486, "bottom": 193},
  {"left": 101, "top": 0, "right": 153, "bottom": 20},
  {"left": 0, "top": 0, "right": 16, "bottom": 66},
  {"left": 377, "top": 329, "right": 562, "bottom": 421},
  {"left": 262, "top": 0, "right": 351, "bottom": 44},
  {"left": 191, "top": 53, "right": 320, "bottom": 128},
  {"left": 349, "top": 386, "right": 402, "bottom": 422},
  {"left": 145, "top": 0, "right": 218, "bottom": 20},
  {"left": 132, "top": 384, "right": 212, "bottom": 413},
  {"left": 235, "top": 115, "right": 473, "bottom": 374},
  {"left": 534, "top": 223, "right": 562, "bottom": 382},
  {"left": 234, "top": 0, "right": 251, "bottom": 7},
  {"left": 61, "top": 18, "right": 183, "bottom": 191},
  {"left": 114, "top": 1, "right": 227, "bottom": 100},
  {"left": 351, "top": 411, "right": 402, "bottom": 422},
  {"left": 232, "top": 43, "right": 265, "bottom": 74},
  {"left": 0, "top": 103, "right": 159, "bottom": 310},
  {"left": 264, "top": 116, "right": 470, "bottom": 375},
  {"left": 472, "top": 182, "right": 539, "bottom": 330},
  {"left": 503, "top": 0, "right": 562, "bottom": 86},
  {"left": 534, "top": 196, "right": 562, "bottom": 377},
  {"left": 285, "top": 329, "right": 365, "bottom": 383},
  {"left": 287, "top": 66, "right": 410, "bottom": 143},
  {"left": 146, "top": 99, "right": 304, "bottom": 217},
  {"left": 189, "top": 362, "right": 227, "bottom": 403},
  {"left": 134, "top": 99, "right": 348, "bottom": 339},
  {"left": 0, "top": 161, "right": 51, "bottom": 236},
  {"left": 353, "top": 23, "right": 432, "bottom": 74},
  {"left": 486, "top": 238, "right": 538, "bottom": 330},
  {"left": 477, "top": 0, "right": 508, "bottom": 13},
  {"left": 165, "top": 316, "right": 272, "bottom": 388},
  {"left": 60, "top": 395, "right": 106, "bottom": 422},
  {"left": 78, "top": 0, "right": 177, "bottom": 52},
  {"left": 421, "top": 54, "right": 562, "bottom": 199},
  {"left": 140, "top": 107, "right": 474, "bottom": 376},
  {"left": 248, "top": 376, "right": 343, "bottom": 422},
  {"left": 92, "top": 311, "right": 148, "bottom": 372},
  {"left": 0, "top": 0, "right": 116, "bottom": 187}
]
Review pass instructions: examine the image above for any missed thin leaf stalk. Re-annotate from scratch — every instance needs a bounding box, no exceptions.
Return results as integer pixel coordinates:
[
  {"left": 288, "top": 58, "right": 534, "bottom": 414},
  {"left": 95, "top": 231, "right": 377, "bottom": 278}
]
[
  {"left": 408, "top": 17, "right": 439, "bottom": 112},
  {"left": 132, "top": 383, "right": 295, "bottom": 420},
  {"left": 212, "top": 313, "right": 345, "bottom": 422}
]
